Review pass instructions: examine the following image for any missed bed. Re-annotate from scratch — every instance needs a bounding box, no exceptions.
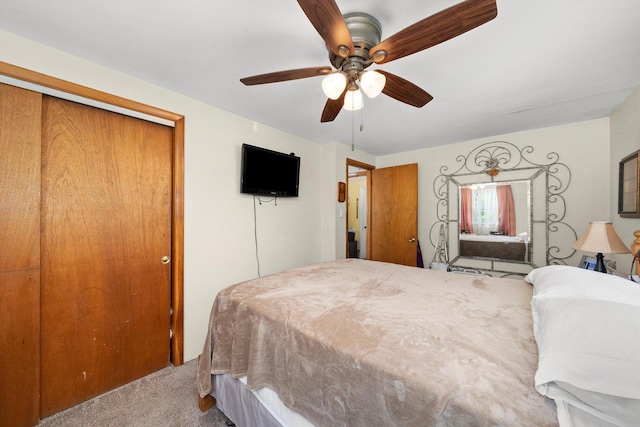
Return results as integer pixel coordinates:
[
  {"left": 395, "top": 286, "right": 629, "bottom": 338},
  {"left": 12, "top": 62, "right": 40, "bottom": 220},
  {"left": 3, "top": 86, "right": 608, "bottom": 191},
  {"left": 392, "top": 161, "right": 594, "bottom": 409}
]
[
  {"left": 459, "top": 233, "right": 529, "bottom": 262},
  {"left": 197, "top": 258, "right": 640, "bottom": 426}
]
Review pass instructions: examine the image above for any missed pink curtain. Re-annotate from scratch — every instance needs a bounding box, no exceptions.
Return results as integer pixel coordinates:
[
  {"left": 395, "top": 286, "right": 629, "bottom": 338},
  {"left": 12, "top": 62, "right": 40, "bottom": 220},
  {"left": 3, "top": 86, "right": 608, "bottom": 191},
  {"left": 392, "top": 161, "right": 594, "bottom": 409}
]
[
  {"left": 497, "top": 184, "right": 516, "bottom": 236},
  {"left": 460, "top": 187, "right": 474, "bottom": 234}
]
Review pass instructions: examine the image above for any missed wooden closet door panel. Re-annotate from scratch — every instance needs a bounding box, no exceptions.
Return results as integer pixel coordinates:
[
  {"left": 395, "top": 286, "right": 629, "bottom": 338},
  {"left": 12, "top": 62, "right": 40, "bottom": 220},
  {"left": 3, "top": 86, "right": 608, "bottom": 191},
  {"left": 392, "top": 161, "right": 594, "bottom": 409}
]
[
  {"left": 0, "top": 272, "right": 40, "bottom": 427},
  {"left": 0, "top": 83, "right": 41, "bottom": 270},
  {"left": 40, "top": 96, "right": 173, "bottom": 416},
  {"left": 0, "top": 83, "right": 42, "bottom": 427}
]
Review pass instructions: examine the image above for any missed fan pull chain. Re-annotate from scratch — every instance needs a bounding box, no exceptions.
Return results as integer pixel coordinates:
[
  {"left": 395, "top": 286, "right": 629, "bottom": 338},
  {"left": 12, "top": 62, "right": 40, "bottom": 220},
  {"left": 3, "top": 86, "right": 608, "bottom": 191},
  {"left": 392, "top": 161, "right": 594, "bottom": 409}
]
[
  {"left": 351, "top": 108, "right": 365, "bottom": 152},
  {"left": 351, "top": 109, "right": 355, "bottom": 151}
]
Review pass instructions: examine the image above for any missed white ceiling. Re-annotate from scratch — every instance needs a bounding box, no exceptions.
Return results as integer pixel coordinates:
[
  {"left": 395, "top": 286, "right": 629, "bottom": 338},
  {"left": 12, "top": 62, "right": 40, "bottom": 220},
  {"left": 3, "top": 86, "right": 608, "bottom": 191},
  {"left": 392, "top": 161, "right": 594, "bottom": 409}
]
[{"left": 1, "top": 0, "right": 639, "bottom": 156}]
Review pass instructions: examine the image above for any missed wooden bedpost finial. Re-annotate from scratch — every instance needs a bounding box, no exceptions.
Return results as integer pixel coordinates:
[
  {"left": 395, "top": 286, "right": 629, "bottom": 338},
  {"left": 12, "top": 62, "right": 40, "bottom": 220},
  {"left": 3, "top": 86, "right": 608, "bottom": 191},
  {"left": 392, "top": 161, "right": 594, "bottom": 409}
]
[{"left": 632, "top": 230, "right": 640, "bottom": 275}]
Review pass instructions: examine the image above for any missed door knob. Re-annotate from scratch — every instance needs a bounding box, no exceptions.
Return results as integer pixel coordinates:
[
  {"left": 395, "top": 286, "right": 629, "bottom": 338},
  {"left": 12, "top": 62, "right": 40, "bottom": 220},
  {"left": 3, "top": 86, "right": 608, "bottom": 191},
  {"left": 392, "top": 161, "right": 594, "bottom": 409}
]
[
  {"left": 161, "top": 256, "right": 171, "bottom": 264},
  {"left": 408, "top": 238, "right": 416, "bottom": 243}
]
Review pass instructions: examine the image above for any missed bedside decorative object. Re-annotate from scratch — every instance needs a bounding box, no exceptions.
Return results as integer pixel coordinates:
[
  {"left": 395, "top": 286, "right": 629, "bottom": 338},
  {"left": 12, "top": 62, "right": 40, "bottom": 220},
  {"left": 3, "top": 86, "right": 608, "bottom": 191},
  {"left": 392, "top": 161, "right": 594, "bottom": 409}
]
[
  {"left": 572, "top": 221, "right": 630, "bottom": 273},
  {"left": 619, "top": 149, "right": 639, "bottom": 217},
  {"left": 632, "top": 230, "right": 640, "bottom": 276},
  {"left": 430, "top": 224, "right": 449, "bottom": 271}
]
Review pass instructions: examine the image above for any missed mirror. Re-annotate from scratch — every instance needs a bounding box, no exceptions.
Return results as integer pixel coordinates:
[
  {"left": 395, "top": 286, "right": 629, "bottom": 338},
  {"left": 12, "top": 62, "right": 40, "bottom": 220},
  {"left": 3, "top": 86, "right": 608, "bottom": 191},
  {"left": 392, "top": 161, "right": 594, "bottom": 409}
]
[
  {"left": 458, "top": 180, "right": 531, "bottom": 262},
  {"left": 430, "top": 141, "right": 576, "bottom": 276}
]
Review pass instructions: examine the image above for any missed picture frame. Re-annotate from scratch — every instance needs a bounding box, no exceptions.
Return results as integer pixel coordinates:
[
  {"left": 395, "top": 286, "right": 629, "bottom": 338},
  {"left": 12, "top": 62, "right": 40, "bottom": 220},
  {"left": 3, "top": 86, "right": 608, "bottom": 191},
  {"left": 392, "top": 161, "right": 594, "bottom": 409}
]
[
  {"left": 578, "top": 255, "right": 609, "bottom": 270},
  {"left": 619, "top": 149, "right": 640, "bottom": 218}
]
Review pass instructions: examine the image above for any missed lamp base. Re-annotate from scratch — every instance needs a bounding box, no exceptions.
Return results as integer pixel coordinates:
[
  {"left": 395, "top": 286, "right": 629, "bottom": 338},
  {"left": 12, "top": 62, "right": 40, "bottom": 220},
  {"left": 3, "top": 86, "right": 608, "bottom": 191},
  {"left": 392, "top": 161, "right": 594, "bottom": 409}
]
[{"left": 594, "top": 252, "right": 607, "bottom": 273}]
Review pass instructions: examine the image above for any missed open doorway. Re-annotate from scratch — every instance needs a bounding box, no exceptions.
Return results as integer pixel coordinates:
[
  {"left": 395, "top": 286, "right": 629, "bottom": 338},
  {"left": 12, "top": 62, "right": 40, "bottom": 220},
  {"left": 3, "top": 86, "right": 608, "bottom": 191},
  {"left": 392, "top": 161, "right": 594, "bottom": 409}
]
[{"left": 346, "top": 159, "right": 374, "bottom": 259}]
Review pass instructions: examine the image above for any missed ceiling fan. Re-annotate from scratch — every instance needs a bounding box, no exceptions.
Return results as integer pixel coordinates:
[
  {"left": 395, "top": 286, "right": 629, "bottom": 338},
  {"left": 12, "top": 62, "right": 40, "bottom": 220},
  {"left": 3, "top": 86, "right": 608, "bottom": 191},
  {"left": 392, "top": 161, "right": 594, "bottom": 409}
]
[{"left": 240, "top": 0, "right": 498, "bottom": 122}]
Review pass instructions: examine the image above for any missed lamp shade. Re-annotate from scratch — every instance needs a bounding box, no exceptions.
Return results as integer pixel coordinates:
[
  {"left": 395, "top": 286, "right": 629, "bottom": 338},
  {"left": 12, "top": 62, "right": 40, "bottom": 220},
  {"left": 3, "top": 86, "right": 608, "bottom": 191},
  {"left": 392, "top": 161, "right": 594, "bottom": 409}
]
[
  {"left": 359, "top": 70, "right": 386, "bottom": 98},
  {"left": 572, "top": 221, "right": 630, "bottom": 254},
  {"left": 321, "top": 72, "right": 347, "bottom": 100},
  {"left": 343, "top": 88, "right": 363, "bottom": 111}
]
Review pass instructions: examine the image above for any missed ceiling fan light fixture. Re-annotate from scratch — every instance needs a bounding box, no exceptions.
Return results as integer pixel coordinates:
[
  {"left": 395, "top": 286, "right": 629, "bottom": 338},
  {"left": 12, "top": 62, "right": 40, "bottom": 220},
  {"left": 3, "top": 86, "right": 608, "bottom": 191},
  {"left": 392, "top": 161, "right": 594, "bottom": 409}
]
[
  {"left": 359, "top": 70, "right": 386, "bottom": 98},
  {"left": 322, "top": 72, "right": 347, "bottom": 100},
  {"left": 343, "top": 88, "right": 364, "bottom": 111}
]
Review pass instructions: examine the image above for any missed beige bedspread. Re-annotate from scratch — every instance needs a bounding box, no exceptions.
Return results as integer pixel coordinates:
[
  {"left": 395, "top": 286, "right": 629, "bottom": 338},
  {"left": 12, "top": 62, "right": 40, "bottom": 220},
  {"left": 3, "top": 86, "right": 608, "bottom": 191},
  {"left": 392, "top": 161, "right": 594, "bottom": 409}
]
[{"left": 198, "top": 259, "right": 558, "bottom": 426}]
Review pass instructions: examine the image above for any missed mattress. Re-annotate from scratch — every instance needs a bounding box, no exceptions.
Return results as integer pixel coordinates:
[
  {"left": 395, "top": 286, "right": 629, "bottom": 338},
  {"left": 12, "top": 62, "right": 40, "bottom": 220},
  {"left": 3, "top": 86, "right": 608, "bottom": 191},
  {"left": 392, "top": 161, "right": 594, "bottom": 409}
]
[{"left": 212, "top": 373, "right": 312, "bottom": 427}]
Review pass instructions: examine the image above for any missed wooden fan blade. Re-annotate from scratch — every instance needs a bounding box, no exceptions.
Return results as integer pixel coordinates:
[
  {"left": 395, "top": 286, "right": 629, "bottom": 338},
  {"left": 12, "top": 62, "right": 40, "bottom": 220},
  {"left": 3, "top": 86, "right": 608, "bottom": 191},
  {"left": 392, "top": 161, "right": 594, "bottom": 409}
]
[
  {"left": 321, "top": 89, "right": 346, "bottom": 122},
  {"left": 370, "top": 0, "right": 497, "bottom": 64},
  {"left": 240, "top": 67, "right": 332, "bottom": 85},
  {"left": 297, "top": 0, "right": 354, "bottom": 57},
  {"left": 378, "top": 70, "right": 433, "bottom": 108}
]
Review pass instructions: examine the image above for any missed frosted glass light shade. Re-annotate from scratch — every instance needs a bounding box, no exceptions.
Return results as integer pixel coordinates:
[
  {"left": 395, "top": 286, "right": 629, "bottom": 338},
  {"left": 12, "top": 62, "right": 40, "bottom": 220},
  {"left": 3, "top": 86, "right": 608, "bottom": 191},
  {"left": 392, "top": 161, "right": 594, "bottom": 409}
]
[
  {"left": 360, "top": 70, "right": 386, "bottom": 98},
  {"left": 343, "top": 89, "right": 363, "bottom": 111},
  {"left": 322, "top": 72, "right": 347, "bottom": 100}
]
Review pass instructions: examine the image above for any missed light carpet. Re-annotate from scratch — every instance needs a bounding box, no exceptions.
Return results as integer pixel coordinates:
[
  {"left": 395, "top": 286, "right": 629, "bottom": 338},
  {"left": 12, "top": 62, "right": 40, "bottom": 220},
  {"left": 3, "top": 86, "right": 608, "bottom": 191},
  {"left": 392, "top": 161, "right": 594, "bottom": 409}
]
[{"left": 39, "top": 358, "right": 232, "bottom": 426}]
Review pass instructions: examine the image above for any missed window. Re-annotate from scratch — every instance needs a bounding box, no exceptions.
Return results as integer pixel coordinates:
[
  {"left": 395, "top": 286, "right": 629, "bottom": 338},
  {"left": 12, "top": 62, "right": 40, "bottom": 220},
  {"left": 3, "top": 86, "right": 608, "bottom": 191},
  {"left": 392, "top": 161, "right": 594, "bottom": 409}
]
[
  {"left": 460, "top": 183, "right": 516, "bottom": 236},
  {"left": 472, "top": 185, "right": 499, "bottom": 235}
]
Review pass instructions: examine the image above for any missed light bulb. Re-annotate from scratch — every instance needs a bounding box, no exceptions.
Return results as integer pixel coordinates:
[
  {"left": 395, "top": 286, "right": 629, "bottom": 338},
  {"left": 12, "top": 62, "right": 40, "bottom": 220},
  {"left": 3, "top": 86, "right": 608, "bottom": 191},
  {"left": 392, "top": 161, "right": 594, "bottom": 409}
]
[
  {"left": 343, "top": 88, "right": 363, "bottom": 111},
  {"left": 321, "top": 72, "right": 347, "bottom": 100},
  {"left": 359, "top": 70, "right": 386, "bottom": 98}
]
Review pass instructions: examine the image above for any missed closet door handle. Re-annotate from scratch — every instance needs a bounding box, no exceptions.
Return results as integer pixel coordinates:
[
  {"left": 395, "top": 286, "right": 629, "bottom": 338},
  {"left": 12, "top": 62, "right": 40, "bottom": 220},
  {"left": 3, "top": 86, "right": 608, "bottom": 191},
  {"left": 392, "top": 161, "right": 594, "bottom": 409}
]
[
  {"left": 408, "top": 238, "right": 416, "bottom": 243},
  {"left": 161, "top": 256, "right": 171, "bottom": 264}
]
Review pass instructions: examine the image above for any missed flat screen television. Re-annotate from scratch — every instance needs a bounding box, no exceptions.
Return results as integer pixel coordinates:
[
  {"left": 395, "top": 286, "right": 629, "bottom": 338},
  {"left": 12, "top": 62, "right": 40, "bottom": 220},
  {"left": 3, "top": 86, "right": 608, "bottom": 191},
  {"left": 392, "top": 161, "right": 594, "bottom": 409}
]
[{"left": 240, "top": 143, "right": 300, "bottom": 197}]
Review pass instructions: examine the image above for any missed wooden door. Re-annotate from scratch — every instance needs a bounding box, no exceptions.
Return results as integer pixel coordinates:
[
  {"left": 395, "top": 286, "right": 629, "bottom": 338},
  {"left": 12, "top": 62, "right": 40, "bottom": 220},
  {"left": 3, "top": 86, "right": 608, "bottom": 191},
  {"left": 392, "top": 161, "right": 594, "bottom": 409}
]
[
  {"left": 370, "top": 163, "right": 418, "bottom": 266},
  {"left": 0, "top": 84, "right": 41, "bottom": 427},
  {"left": 40, "top": 97, "right": 173, "bottom": 416}
]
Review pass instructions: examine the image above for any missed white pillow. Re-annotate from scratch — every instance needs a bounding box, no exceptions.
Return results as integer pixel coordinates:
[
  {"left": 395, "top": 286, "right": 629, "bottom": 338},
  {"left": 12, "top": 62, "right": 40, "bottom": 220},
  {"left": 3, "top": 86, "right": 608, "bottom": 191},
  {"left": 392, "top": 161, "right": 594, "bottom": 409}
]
[
  {"left": 526, "top": 264, "right": 640, "bottom": 304},
  {"left": 525, "top": 265, "right": 640, "bottom": 425}
]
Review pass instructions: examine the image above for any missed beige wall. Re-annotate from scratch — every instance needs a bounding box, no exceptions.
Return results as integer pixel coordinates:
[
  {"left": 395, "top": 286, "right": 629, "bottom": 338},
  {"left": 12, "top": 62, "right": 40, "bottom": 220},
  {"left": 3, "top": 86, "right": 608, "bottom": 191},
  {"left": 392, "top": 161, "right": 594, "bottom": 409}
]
[
  {"left": 376, "top": 118, "right": 613, "bottom": 272},
  {"left": 1, "top": 29, "right": 379, "bottom": 360},
  {"left": 3, "top": 28, "right": 639, "bottom": 361},
  {"left": 1, "top": 30, "right": 326, "bottom": 361},
  {"left": 610, "top": 85, "right": 640, "bottom": 274},
  {"left": 370, "top": 87, "right": 640, "bottom": 274}
]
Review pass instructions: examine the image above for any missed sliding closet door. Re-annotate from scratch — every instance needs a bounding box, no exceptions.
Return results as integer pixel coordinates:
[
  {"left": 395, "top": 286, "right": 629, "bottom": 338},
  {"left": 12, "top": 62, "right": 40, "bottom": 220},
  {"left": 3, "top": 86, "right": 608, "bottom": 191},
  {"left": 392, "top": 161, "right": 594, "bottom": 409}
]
[
  {"left": 0, "top": 84, "right": 41, "bottom": 427},
  {"left": 40, "top": 96, "right": 173, "bottom": 416}
]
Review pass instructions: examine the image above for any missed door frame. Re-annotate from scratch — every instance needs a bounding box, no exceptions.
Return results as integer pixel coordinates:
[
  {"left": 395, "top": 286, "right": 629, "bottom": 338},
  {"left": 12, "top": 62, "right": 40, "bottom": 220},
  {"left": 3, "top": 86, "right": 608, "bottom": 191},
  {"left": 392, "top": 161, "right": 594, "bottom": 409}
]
[
  {"left": 0, "top": 61, "right": 185, "bottom": 365},
  {"left": 346, "top": 158, "right": 374, "bottom": 259}
]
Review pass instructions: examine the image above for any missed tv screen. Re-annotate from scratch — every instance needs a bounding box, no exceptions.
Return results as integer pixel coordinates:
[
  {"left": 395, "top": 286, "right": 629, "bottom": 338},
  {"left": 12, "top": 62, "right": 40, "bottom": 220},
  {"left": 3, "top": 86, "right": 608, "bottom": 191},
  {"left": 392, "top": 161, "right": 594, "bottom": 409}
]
[{"left": 241, "top": 143, "right": 300, "bottom": 197}]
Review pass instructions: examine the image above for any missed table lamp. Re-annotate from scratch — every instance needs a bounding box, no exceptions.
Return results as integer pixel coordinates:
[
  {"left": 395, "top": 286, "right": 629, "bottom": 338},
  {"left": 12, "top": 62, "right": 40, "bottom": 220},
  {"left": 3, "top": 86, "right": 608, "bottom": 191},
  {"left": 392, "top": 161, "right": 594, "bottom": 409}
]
[{"left": 572, "top": 221, "right": 630, "bottom": 273}]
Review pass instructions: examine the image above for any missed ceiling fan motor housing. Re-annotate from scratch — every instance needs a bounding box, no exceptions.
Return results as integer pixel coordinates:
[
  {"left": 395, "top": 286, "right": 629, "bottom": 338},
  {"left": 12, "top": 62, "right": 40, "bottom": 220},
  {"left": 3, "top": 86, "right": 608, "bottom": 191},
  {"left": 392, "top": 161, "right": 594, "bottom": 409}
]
[{"left": 329, "top": 12, "right": 382, "bottom": 73}]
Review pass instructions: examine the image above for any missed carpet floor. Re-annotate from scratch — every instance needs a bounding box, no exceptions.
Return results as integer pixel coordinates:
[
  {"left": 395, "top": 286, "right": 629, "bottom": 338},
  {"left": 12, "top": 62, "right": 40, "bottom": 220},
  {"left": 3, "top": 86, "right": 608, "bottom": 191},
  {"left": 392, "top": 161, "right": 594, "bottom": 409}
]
[{"left": 39, "top": 358, "right": 232, "bottom": 427}]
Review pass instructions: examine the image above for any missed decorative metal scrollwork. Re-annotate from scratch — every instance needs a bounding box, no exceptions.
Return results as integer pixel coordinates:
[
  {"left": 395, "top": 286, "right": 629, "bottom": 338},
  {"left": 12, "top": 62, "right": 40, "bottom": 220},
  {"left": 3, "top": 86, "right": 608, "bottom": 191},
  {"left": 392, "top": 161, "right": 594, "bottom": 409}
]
[{"left": 429, "top": 141, "right": 576, "bottom": 276}]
